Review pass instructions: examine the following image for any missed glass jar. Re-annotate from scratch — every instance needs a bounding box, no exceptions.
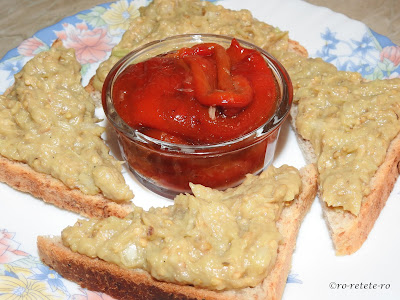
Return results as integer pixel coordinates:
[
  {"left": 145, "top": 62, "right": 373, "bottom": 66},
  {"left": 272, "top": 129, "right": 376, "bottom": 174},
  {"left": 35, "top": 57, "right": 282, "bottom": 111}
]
[{"left": 102, "top": 34, "right": 293, "bottom": 198}]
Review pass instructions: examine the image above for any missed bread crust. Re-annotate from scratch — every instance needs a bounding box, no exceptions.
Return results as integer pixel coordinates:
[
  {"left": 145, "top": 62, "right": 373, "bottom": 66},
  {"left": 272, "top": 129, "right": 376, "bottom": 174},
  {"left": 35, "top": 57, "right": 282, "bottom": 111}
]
[
  {"left": 290, "top": 103, "right": 400, "bottom": 255},
  {"left": 0, "top": 153, "right": 133, "bottom": 219},
  {"left": 37, "top": 164, "right": 318, "bottom": 300}
]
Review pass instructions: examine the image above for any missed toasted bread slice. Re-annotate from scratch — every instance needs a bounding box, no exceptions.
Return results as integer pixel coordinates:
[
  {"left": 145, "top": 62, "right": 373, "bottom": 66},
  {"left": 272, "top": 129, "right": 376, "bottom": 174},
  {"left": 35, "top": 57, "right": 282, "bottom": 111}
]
[
  {"left": 37, "top": 164, "right": 318, "bottom": 300},
  {"left": 290, "top": 97, "right": 400, "bottom": 255},
  {"left": 0, "top": 40, "right": 133, "bottom": 218}
]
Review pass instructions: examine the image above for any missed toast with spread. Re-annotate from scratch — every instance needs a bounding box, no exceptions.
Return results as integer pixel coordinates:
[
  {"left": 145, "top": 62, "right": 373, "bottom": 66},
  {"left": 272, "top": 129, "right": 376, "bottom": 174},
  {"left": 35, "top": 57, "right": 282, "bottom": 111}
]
[
  {"left": 0, "top": 40, "right": 134, "bottom": 218},
  {"left": 279, "top": 51, "right": 400, "bottom": 255},
  {"left": 38, "top": 164, "right": 318, "bottom": 300}
]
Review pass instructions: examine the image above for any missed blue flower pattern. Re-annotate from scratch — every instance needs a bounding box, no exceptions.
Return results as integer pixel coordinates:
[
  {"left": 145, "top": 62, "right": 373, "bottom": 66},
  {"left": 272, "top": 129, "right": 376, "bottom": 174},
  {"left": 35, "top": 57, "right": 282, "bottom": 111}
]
[
  {"left": 0, "top": 58, "right": 24, "bottom": 80},
  {"left": 29, "top": 264, "right": 68, "bottom": 293},
  {"left": 316, "top": 28, "right": 340, "bottom": 63},
  {"left": 287, "top": 273, "right": 303, "bottom": 284},
  {"left": 316, "top": 27, "right": 400, "bottom": 79}
]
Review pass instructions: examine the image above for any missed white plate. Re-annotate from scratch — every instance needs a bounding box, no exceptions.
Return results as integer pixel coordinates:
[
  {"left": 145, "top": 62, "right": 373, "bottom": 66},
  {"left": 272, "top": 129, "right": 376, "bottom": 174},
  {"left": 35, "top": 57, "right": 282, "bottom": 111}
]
[{"left": 1, "top": 0, "right": 399, "bottom": 299}]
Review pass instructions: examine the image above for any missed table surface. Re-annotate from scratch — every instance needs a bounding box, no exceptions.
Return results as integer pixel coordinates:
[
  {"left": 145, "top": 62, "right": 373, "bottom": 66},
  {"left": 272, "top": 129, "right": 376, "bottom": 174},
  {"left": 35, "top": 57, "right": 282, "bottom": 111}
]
[{"left": 0, "top": 0, "right": 399, "bottom": 60}]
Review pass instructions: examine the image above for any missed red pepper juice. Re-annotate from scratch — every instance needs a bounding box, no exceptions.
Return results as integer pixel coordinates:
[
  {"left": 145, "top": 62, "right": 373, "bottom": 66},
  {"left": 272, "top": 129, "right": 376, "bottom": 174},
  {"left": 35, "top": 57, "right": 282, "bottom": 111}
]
[{"left": 104, "top": 36, "right": 291, "bottom": 198}]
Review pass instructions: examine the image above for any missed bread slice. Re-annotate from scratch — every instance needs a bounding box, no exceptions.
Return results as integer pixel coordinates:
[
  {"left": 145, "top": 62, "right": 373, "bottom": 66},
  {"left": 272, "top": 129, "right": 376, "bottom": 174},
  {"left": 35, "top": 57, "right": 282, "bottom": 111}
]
[
  {"left": 290, "top": 102, "right": 400, "bottom": 255},
  {"left": 0, "top": 40, "right": 134, "bottom": 219},
  {"left": 37, "top": 164, "right": 318, "bottom": 300}
]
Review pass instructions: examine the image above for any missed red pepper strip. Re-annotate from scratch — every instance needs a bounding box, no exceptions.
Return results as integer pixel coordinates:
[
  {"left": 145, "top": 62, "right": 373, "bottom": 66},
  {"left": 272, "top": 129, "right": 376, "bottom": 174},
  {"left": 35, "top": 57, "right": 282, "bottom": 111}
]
[
  {"left": 225, "top": 39, "right": 255, "bottom": 64},
  {"left": 213, "top": 44, "right": 233, "bottom": 91},
  {"left": 177, "top": 42, "right": 253, "bottom": 108},
  {"left": 190, "top": 69, "right": 253, "bottom": 108}
]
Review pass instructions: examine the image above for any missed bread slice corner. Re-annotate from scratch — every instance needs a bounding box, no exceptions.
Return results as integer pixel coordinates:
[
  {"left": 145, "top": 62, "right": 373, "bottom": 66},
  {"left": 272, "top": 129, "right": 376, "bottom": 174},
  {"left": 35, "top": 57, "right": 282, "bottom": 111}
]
[{"left": 290, "top": 105, "right": 400, "bottom": 255}]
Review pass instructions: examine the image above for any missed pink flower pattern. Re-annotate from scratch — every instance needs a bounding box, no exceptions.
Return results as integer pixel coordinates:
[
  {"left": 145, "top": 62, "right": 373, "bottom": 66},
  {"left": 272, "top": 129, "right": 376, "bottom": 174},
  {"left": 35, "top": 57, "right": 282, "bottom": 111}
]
[
  {"left": 0, "top": 229, "right": 29, "bottom": 264},
  {"left": 380, "top": 45, "right": 400, "bottom": 66},
  {"left": 72, "top": 289, "right": 117, "bottom": 300},
  {"left": 55, "top": 22, "right": 114, "bottom": 64},
  {"left": 17, "top": 37, "right": 48, "bottom": 57}
]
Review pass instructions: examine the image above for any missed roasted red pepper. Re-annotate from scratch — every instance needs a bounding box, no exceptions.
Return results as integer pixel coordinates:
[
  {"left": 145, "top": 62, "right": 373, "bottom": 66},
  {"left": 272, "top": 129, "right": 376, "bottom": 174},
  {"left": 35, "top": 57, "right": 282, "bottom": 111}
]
[{"left": 113, "top": 39, "right": 278, "bottom": 144}]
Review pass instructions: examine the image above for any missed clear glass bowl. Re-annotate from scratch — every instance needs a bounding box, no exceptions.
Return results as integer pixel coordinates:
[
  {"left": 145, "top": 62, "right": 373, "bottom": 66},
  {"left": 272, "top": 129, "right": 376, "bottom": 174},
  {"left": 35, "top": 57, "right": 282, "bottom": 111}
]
[{"left": 102, "top": 34, "right": 293, "bottom": 199}]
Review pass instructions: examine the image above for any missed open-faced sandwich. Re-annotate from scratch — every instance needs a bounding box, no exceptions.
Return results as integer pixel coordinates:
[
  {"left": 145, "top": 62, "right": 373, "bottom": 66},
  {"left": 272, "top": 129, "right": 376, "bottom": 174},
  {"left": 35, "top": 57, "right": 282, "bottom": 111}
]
[
  {"left": 0, "top": 40, "right": 135, "bottom": 218},
  {"left": 38, "top": 164, "right": 318, "bottom": 300},
  {"left": 279, "top": 50, "right": 400, "bottom": 255}
]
